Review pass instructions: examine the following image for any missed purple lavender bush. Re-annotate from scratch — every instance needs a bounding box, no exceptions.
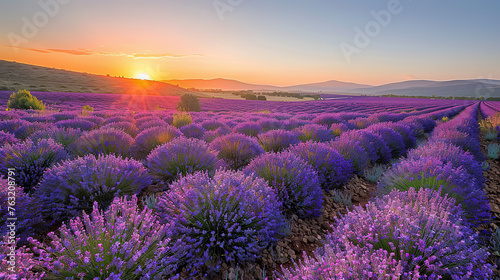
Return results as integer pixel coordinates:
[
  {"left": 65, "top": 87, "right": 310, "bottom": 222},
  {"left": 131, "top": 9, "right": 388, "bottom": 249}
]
[
  {"left": 278, "top": 240, "right": 402, "bottom": 279},
  {"left": 51, "top": 112, "right": 78, "bottom": 121},
  {"left": 102, "top": 121, "right": 139, "bottom": 137},
  {"left": 244, "top": 151, "right": 323, "bottom": 218},
  {"left": 312, "top": 113, "right": 342, "bottom": 127},
  {"left": 0, "top": 177, "right": 43, "bottom": 245},
  {"left": 29, "top": 196, "right": 169, "bottom": 279},
  {"left": 377, "top": 157, "right": 490, "bottom": 226},
  {"left": 232, "top": 122, "right": 263, "bottom": 137},
  {"left": 329, "top": 122, "right": 352, "bottom": 137},
  {"left": 200, "top": 119, "right": 226, "bottom": 131},
  {"left": 179, "top": 123, "right": 206, "bottom": 139},
  {"left": 258, "top": 118, "right": 282, "bottom": 131},
  {"left": 432, "top": 129, "right": 485, "bottom": 161},
  {"left": 366, "top": 126, "right": 406, "bottom": 158},
  {"left": 0, "top": 139, "right": 68, "bottom": 193},
  {"left": 289, "top": 141, "right": 353, "bottom": 189},
  {"left": 325, "top": 188, "right": 492, "bottom": 278},
  {"left": 209, "top": 133, "right": 265, "bottom": 170},
  {"left": 329, "top": 138, "right": 368, "bottom": 175},
  {"left": 0, "top": 119, "right": 29, "bottom": 134},
  {"left": 131, "top": 125, "right": 182, "bottom": 159},
  {"left": 72, "top": 127, "right": 134, "bottom": 157},
  {"left": 341, "top": 130, "right": 391, "bottom": 164},
  {"left": 0, "top": 131, "right": 18, "bottom": 147},
  {"left": 30, "top": 127, "right": 82, "bottom": 149},
  {"left": 407, "top": 141, "right": 484, "bottom": 188},
  {"left": 147, "top": 137, "right": 219, "bottom": 184},
  {"left": 35, "top": 154, "right": 151, "bottom": 222},
  {"left": 295, "top": 124, "right": 335, "bottom": 143},
  {"left": 137, "top": 118, "right": 168, "bottom": 131},
  {"left": 55, "top": 119, "right": 95, "bottom": 131},
  {"left": 155, "top": 170, "right": 286, "bottom": 276},
  {"left": 258, "top": 129, "right": 300, "bottom": 152},
  {"left": 14, "top": 122, "right": 54, "bottom": 140},
  {"left": 0, "top": 237, "right": 45, "bottom": 280}
]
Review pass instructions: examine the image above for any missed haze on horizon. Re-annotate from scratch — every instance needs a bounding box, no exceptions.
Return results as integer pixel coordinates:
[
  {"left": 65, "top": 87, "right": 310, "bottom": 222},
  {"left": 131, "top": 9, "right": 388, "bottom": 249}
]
[{"left": 1, "top": 0, "right": 499, "bottom": 87}]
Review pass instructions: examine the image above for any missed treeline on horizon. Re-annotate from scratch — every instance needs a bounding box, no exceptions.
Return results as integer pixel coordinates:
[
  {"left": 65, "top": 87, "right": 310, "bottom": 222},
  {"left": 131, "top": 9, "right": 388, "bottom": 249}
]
[{"left": 377, "top": 94, "right": 500, "bottom": 101}]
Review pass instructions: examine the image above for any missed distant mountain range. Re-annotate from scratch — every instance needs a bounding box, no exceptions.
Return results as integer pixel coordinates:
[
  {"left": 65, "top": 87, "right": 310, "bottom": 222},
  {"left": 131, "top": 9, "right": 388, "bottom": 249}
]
[{"left": 164, "top": 78, "right": 500, "bottom": 98}]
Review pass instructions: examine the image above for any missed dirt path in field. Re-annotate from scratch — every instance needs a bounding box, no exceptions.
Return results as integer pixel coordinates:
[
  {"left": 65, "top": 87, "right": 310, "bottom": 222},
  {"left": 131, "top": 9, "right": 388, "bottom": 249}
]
[{"left": 479, "top": 133, "right": 500, "bottom": 278}]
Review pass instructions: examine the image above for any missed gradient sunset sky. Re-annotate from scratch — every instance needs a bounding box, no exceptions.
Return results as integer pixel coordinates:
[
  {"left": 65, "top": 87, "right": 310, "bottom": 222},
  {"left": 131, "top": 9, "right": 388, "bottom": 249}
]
[{"left": 1, "top": 0, "right": 499, "bottom": 86}]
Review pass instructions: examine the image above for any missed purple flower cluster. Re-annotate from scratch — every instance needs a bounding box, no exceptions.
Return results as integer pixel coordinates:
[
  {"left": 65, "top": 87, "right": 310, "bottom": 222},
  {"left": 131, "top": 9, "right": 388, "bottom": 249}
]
[
  {"left": 323, "top": 188, "right": 492, "bottom": 278},
  {"left": 209, "top": 133, "right": 265, "bottom": 170},
  {"left": 295, "top": 124, "right": 335, "bottom": 143},
  {"left": 232, "top": 122, "right": 263, "bottom": 137},
  {"left": 55, "top": 118, "right": 95, "bottom": 131},
  {"left": 30, "top": 126, "right": 82, "bottom": 149},
  {"left": 341, "top": 130, "right": 391, "bottom": 164},
  {"left": 147, "top": 137, "right": 219, "bottom": 183},
  {"left": 244, "top": 151, "right": 323, "bottom": 218},
  {"left": 0, "top": 131, "right": 18, "bottom": 147},
  {"left": 179, "top": 123, "right": 207, "bottom": 139},
  {"left": 0, "top": 236, "right": 45, "bottom": 280},
  {"left": 35, "top": 154, "right": 151, "bottom": 222},
  {"left": 329, "top": 138, "right": 368, "bottom": 175},
  {"left": 0, "top": 139, "right": 68, "bottom": 192},
  {"left": 131, "top": 125, "right": 182, "bottom": 159},
  {"left": 289, "top": 141, "right": 353, "bottom": 189},
  {"left": 0, "top": 177, "right": 43, "bottom": 245},
  {"left": 102, "top": 121, "right": 139, "bottom": 137},
  {"left": 155, "top": 170, "right": 286, "bottom": 276},
  {"left": 29, "top": 196, "right": 169, "bottom": 279},
  {"left": 72, "top": 127, "right": 134, "bottom": 157},
  {"left": 258, "top": 129, "right": 300, "bottom": 152}
]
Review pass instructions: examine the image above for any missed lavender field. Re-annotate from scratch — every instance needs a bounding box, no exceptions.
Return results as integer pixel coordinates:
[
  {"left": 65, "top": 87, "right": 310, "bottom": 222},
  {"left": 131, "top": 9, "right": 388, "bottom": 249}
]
[{"left": 1, "top": 91, "right": 500, "bottom": 279}]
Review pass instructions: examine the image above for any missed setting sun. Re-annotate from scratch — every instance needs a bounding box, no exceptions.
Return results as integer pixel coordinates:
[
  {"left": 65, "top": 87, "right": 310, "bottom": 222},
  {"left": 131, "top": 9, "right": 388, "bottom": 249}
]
[{"left": 136, "top": 73, "right": 151, "bottom": 80}]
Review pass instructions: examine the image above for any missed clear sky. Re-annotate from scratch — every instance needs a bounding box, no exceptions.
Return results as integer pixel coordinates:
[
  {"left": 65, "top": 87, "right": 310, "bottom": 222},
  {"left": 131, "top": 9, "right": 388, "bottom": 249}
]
[{"left": 1, "top": 0, "right": 499, "bottom": 86}]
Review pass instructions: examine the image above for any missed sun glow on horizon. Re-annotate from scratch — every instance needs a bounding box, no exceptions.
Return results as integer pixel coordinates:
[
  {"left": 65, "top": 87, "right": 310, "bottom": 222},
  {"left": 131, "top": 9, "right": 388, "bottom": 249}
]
[{"left": 136, "top": 73, "right": 151, "bottom": 80}]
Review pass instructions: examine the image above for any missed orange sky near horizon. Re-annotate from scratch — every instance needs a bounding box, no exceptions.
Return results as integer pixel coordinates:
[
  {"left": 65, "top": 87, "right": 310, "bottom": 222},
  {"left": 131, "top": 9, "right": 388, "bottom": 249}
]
[{"left": 1, "top": 1, "right": 499, "bottom": 87}]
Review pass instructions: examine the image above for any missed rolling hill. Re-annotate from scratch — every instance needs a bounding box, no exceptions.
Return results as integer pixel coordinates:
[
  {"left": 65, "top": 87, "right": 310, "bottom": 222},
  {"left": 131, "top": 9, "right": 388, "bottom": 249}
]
[{"left": 0, "top": 60, "right": 193, "bottom": 96}]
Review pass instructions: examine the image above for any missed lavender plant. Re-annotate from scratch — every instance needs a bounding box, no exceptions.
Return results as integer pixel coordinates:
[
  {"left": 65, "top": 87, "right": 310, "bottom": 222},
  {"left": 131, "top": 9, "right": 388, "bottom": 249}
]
[
  {"left": 209, "top": 133, "right": 265, "bottom": 170},
  {"left": 155, "top": 170, "right": 286, "bottom": 276},
  {"left": 325, "top": 188, "right": 492, "bottom": 278},
  {"left": 179, "top": 123, "right": 207, "bottom": 139},
  {"left": 0, "top": 131, "right": 18, "bottom": 147},
  {"left": 0, "top": 177, "right": 43, "bottom": 245},
  {"left": 278, "top": 241, "right": 402, "bottom": 279},
  {"left": 102, "top": 121, "right": 139, "bottom": 137},
  {"left": 0, "top": 139, "right": 68, "bottom": 192},
  {"left": 131, "top": 125, "right": 182, "bottom": 159},
  {"left": 35, "top": 154, "right": 151, "bottom": 222},
  {"left": 29, "top": 196, "right": 170, "bottom": 279},
  {"left": 55, "top": 118, "right": 95, "bottom": 131},
  {"left": 30, "top": 126, "right": 82, "bottom": 150},
  {"left": 258, "top": 129, "right": 300, "bottom": 152},
  {"left": 244, "top": 151, "right": 323, "bottom": 218},
  {"left": 72, "top": 127, "right": 134, "bottom": 157},
  {"left": 0, "top": 237, "right": 45, "bottom": 280},
  {"left": 295, "top": 124, "right": 335, "bottom": 143},
  {"left": 329, "top": 138, "right": 368, "bottom": 175},
  {"left": 232, "top": 122, "right": 263, "bottom": 137},
  {"left": 147, "top": 137, "right": 219, "bottom": 184},
  {"left": 289, "top": 141, "right": 353, "bottom": 189}
]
